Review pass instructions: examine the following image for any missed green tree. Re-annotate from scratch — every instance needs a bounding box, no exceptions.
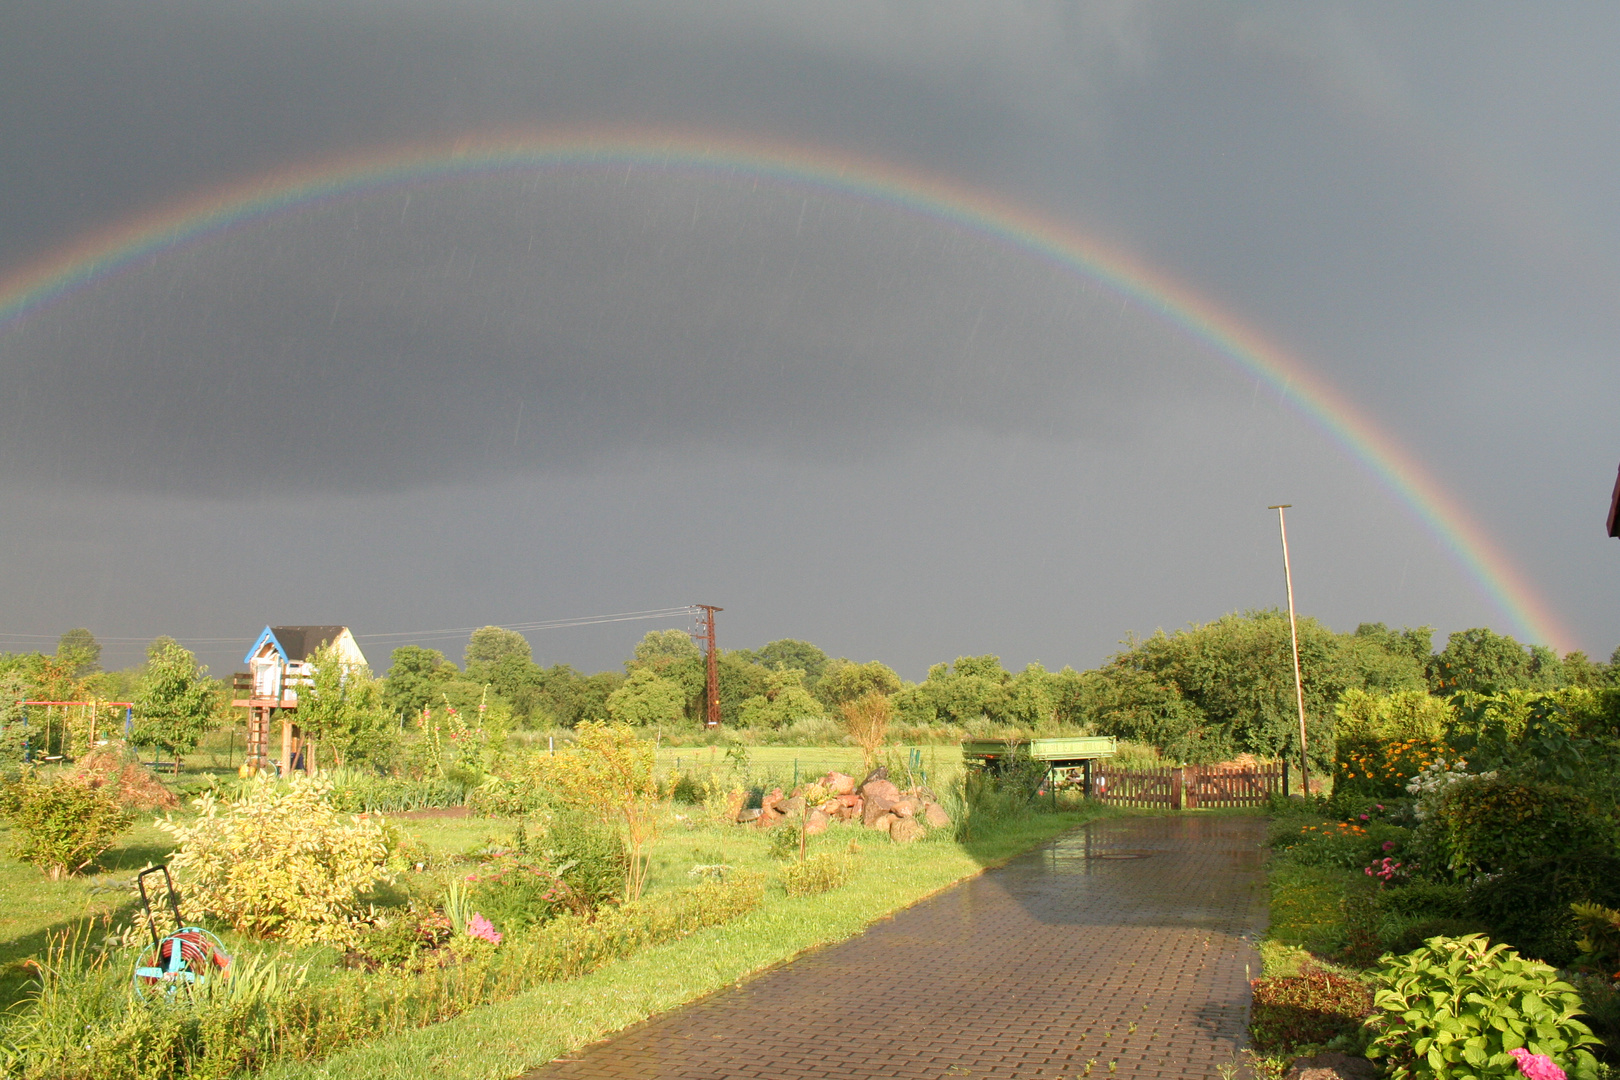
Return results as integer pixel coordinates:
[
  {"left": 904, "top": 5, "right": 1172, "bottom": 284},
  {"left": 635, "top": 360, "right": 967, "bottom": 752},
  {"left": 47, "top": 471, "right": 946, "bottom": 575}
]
[
  {"left": 749, "top": 639, "right": 829, "bottom": 688},
  {"left": 737, "top": 668, "right": 825, "bottom": 730},
  {"left": 1092, "top": 609, "right": 1424, "bottom": 769},
  {"left": 55, "top": 628, "right": 102, "bottom": 678},
  {"left": 605, "top": 668, "right": 686, "bottom": 727},
  {"left": 814, "top": 658, "right": 902, "bottom": 710},
  {"left": 464, "top": 626, "right": 532, "bottom": 668},
  {"left": 383, "top": 646, "right": 455, "bottom": 720},
  {"left": 133, "top": 638, "right": 217, "bottom": 774},
  {"left": 626, "top": 630, "right": 704, "bottom": 709},
  {"left": 1431, "top": 627, "right": 1561, "bottom": 695},
  {"left": 298, "top": 643, "right": 393, "bottom": 770}
]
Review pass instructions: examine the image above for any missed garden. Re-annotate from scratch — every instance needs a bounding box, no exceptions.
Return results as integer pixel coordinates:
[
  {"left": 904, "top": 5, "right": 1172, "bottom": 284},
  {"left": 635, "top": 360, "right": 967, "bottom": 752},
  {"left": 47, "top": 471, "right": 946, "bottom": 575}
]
[
  {"left": 4, "top": 617, "right": 1620, "bottom": 1079},
  {"left": 1252, "top": 686, "right": 1620, "bottom": 1080},
  {"left": 0, "top": 716, "right": 1103, "bottom": 1080}
]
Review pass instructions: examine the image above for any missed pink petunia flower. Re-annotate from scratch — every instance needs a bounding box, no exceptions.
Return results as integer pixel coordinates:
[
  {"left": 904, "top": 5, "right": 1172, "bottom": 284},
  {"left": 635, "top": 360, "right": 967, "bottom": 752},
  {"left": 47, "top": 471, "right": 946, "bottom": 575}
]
[
  {"left": 1509, "top": 1047, "right": 1566, "bottom": 1080},
  {"left": 1383, "top": 841, "right": 1396, "bottom": 852},
  {"left": 467, "top": 913, "right": 503, "bottom": 945}
]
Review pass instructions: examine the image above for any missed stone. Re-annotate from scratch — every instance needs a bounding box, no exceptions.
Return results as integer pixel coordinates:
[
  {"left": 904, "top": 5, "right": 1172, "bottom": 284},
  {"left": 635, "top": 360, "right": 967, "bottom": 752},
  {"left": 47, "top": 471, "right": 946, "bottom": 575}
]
[
  {"left": 1283, "top": 1053, "right": 1378, "bottom": 1080},
  {"left": 781, "top": 795, "right": 806, "bottom": 816},
  {"left": 860, "top": 765, "right": 889, "bottom": 787},
  {"left": 889, "top": 817, "right": 925, "bottom": 844},
  {"left": 860, "top": 778, "right": 900, "bottom": 803},
  {"left": 726, "top": 790, "right": 747, "bottom": 822},
  {"left": 759, "top": 788, "right": 785, "bottom": 814},
  {"left": 890, "top": 797, "right": 918, "bottom": 818},
  {"left": 825, "top": 771, "right": 856, "bottom": 795},
  {"left": 922, "top": 801, "right": 951, "bottom": 828},
  {"left": 816, "top": 798, "right": 841, "bottom": 816},
  {"left": 804, "top": 809, "right": 831, "bottom": 836},
  {"left": 862, "top": 791, "right": 896, "bottom": 827},
  {"left": 736, "top": 807, "right": 761, "bottom": 824},
  {"left": 836, "top": 793, "right": 861, "bottom": 807},
  {"left": 868, "top": 812, "right": 896, "bottom": 834},
  {"left": 755, "top": 809, "right": 790, "bottom": 830}
]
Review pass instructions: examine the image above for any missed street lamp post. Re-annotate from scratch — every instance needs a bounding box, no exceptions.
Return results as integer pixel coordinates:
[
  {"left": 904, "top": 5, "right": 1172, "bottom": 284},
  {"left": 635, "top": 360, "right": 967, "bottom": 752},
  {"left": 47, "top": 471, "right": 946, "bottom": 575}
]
[{"left": 1268, "top": 504, "right": 1311, "bottom": 797}]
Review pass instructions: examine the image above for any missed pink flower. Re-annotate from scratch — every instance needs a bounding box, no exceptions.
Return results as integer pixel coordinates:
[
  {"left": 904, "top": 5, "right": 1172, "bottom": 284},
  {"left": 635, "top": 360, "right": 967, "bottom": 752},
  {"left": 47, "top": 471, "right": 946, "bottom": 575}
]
[
  {"left": 1359, "top": 814, "right": 1369, "bottom": 821},
  {"left": 466, "top": 913, "right": 502, "bottom": 945},
  {"left": 1375, "top": 804, "right": 1385, "bottom": 811},
  {"left": 1383, "top": 840, "right": 1396, "bottom": 852},
  {"left": 1509, "top": 1047, "right": 1566, "bottom": 1080}
]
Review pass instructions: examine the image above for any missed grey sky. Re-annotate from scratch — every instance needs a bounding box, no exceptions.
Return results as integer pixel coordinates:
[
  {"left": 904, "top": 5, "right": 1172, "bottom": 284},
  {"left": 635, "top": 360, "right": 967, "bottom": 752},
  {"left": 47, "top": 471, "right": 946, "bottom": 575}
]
[{"left": 1, "top": 2, "right": 1616, "bottom": 677}]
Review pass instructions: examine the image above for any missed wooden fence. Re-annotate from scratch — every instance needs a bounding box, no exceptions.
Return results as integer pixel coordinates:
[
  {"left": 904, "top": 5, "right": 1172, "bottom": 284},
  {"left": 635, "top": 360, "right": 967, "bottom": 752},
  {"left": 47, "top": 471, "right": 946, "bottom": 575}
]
[{"left": 1088, "top": 763, "right": 1286, "bottom": 809}]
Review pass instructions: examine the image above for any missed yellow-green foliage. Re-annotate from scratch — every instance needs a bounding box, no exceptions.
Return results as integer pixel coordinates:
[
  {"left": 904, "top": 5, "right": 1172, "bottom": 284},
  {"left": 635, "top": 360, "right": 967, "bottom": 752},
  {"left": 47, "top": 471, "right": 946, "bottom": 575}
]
[
  {"left": 532, "top": 722, "right": 660, "bottom": 900},
  {"left": 1336, "top": 689, "right": 1452, "bottom": 742},
  {"left": 782, "top": 852, "right": 851, "bottom": 897},
  {"left": 158, "top": 775, "right": 395, "bottom": 947}
]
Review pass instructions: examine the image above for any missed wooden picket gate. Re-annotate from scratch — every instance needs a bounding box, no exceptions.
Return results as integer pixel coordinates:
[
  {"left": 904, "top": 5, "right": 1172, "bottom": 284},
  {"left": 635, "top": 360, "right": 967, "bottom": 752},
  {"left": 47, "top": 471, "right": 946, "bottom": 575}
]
[{"left": 1089, "top": 763, "right": 1285, "bottom": 809}]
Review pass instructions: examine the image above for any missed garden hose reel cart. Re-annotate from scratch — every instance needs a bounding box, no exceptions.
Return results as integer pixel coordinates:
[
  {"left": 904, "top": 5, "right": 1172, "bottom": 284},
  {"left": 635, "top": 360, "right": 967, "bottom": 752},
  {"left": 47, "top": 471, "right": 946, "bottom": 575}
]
[{"left": 133, "top": 865, "right": 232, "bottom": 995}]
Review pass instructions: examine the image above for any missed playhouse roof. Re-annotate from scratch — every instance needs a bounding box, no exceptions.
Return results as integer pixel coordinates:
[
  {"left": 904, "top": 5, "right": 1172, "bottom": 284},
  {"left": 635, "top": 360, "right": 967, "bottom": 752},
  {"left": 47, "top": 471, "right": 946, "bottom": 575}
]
[{"left": 244, "top": 626, "right": 351, "bottom": 665}]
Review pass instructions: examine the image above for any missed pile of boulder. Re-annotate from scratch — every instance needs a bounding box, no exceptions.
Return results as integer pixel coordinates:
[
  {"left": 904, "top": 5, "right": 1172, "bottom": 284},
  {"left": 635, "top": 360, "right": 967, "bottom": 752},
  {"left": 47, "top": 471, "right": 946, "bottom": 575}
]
[{"left": 732, "top": 768, "right": 951, "bottom": 844}]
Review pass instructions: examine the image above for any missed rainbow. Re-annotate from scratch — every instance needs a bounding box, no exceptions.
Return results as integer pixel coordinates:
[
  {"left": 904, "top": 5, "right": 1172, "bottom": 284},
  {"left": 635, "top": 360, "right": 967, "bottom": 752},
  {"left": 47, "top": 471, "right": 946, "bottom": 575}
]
[{"left": 0, "top": 127, "right": 1574, "bottom": 650}]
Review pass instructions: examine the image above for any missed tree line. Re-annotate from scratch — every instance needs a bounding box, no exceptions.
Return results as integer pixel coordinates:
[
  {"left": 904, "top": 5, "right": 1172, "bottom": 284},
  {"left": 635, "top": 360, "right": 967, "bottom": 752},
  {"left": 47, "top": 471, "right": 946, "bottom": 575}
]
[{"left": 1, "top": 614, "right": 1614, "bottom": 774}]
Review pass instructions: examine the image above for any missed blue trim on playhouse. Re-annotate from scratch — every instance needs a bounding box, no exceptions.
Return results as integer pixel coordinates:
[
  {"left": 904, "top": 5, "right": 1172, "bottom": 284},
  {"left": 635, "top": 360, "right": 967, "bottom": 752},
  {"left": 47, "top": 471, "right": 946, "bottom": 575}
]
[{"left": 243, "top": 627, "right": 289, "bottom": 666}]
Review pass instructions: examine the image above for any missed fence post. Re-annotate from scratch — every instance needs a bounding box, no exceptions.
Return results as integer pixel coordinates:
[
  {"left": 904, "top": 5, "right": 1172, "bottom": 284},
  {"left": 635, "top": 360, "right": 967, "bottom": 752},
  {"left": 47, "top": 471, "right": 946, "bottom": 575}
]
[
  {"left": 1282, "top": 758, "right": 1290, "bottom": 797},
  {"left": 1171, "top": 767, "right": 1184, "bottom": 811}
]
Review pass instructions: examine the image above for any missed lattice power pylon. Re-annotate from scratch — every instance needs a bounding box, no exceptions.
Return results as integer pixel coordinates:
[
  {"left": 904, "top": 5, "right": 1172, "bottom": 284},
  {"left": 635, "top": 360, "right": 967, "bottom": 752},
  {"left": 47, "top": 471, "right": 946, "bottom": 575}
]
[{"left": 692, "top": 604, "right": 723, "bottom": 728}]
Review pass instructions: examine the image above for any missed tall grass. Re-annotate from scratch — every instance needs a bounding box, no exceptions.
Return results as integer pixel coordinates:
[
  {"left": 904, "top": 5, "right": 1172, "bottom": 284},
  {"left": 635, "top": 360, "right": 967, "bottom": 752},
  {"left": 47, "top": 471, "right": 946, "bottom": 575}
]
[{"left": 0, "top": 876, "right": 762, "bottom": 1080}]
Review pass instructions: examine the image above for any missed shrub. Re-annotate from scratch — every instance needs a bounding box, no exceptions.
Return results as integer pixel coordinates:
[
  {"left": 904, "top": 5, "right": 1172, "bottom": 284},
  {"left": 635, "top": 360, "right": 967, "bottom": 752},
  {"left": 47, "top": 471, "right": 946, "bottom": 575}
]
[
  {"left": 158, "top": 774, "right": 396, "bottom": 947},
  {"left": 466, "top": 850, "right": 588, "bottom": 934},
  {"left": 0, "top": 769, "right": 132, "bottom": 879},
  {"left": 531, "top": 721, "right": 660, "bottom": 900},
  {"left": 782, "top": 852, "right": 852, "bottom": 897},
  {"left": 1363, "top": 934, "right": 1601, "bottom": 1080},
  {"left": 1441, "top": 778, "right": 1610, "bottom": 877},
  {"left": 1572, "top": 902, "right": 1620, "bottom": 979},
  {"left": 1249, "top": 967, "right": 1373, "bottom": 1051},
  {"left": 537, "top": 812, "right": 627, "bottom": 908},
  {"left": 1337, "top": 736, "right": 1452, "bottom": 799},
  {"left": 1470, "top": 850, "right": 1620, "bottom": 967}
]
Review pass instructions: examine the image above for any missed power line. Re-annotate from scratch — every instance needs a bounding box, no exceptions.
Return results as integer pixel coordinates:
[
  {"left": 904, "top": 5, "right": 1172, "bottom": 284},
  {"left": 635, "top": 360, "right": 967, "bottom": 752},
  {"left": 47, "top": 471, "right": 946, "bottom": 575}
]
[{"left": 0, "top": 606, "right": 698, "bottom": 653}]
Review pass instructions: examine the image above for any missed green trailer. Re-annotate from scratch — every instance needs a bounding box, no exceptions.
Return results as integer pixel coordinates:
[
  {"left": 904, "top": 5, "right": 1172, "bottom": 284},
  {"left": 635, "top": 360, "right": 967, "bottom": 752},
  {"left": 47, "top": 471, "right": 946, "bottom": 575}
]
[{"left": 961, "top": 736, "right": 1118, "bottom": 799}]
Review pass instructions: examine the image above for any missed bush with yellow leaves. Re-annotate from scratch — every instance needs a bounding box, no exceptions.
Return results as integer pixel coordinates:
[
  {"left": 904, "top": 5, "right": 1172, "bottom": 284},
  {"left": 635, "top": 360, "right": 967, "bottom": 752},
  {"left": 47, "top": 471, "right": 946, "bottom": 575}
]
[{"left": 158, "top": 774, "right": 396, "bottom": 947}]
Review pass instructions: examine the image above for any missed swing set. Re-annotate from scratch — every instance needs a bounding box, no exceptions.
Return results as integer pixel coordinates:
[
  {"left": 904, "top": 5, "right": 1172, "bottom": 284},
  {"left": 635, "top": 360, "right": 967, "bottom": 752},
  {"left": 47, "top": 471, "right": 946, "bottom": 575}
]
[{"left": 11, "top": 699, "right": 133, "bottom": 763}]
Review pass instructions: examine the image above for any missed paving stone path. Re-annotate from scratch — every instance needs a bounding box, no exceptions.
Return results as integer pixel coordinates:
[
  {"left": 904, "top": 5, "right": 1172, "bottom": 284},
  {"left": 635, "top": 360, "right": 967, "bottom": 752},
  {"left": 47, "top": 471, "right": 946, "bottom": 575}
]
[{"left": 527, "top": 815, "right": 1269, "bottom": 1080}]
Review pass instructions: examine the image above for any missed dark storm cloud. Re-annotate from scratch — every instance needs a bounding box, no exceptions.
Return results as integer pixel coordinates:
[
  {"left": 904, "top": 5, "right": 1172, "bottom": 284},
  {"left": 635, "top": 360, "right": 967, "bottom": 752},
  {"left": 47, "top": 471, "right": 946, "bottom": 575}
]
[
  {"left": 2, "top": 1, "right": 1619, "bottom": 659},
  {"left": 0, "top": 171, "right": 1223, "bottom": 494}
]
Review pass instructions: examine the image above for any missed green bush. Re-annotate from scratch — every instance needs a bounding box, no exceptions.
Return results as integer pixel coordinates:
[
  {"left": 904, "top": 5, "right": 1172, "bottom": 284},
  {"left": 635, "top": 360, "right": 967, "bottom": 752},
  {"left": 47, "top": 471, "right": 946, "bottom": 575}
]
[
  {"left": 1364, "top": 934, "right": 1601, "bottom": 1080},
  {"left": 0, "top": 769, "right": 132, "bottom": 879},
  {"left": 1468, "top": 849, "right": 1620, "bottom": 968},
  {"left": 536, "top": 812, "right": 627, "bottom": 908},
  {"left": 1441, "top": 778, "right": 1610, "bottom": 877},
  {"left": 466, "top": 851, "right": 583, "bottom": 934},
  {"left": 782, "top": 852, "right": 852, "bottom": 897},
  {"left": 1248, "top": 967, "right": 1373, "bottom": 1052},
  {"left": 157, "top": 775, "right": 396, "bottom": 947}
]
